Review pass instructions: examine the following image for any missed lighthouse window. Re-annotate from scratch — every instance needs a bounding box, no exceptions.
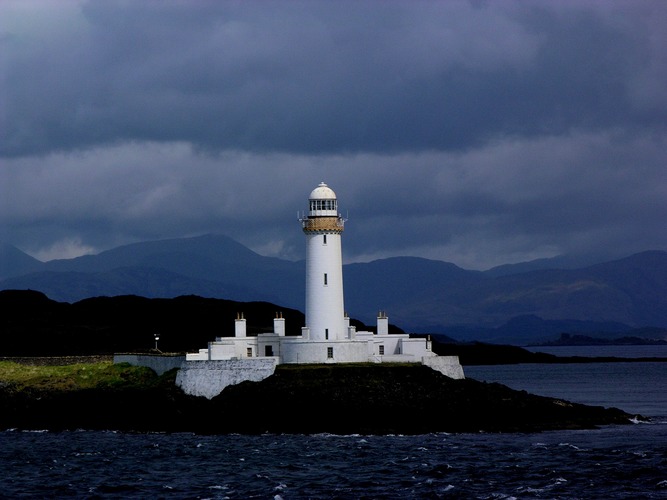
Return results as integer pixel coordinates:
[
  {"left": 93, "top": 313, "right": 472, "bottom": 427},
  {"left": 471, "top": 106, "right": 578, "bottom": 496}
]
[
  {"left": 310, "top": 199, "right": 337, "bottom": 211},
  {"left": 379, "top": 345, "right": 385, "bottom": 355},
  {"left": 325, "top": 328, "right": 329, "bottom": 340},
  {"left": 327, "top": 347, "right": 334, "bottom": 359},
  {"left": 247, "top": 348, "right": 253, "bottom": 357},
  {"left": 324, "top": 273, "right": 328, "bottom": 285},
  {"left": 323, "top": 235, "right": 327, "bottom": 244}
]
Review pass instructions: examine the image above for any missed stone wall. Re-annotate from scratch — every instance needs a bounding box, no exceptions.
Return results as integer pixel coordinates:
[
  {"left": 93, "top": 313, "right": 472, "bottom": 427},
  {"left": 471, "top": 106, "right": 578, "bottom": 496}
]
[
  {"left": 422, "top": 355, "right": 466, "bottom": 380},
  {"left": 175, "top": 358, "right": 278, "bottom": 399},
  {"left": 113, "top": 354, "right": 185, "bottom": 376}
]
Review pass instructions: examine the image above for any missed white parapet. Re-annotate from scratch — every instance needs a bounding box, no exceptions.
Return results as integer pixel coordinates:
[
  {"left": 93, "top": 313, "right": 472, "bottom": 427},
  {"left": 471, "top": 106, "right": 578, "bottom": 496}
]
[{"left": 186, "top": 348, "right": 212, "bottom": 361}]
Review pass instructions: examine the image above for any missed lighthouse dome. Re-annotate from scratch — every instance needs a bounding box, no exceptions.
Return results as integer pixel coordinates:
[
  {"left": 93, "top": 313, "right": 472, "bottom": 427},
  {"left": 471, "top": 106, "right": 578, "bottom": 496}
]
[
  {"left": 309, "top": 182, "right": 337, "bottom": 200},
  {"left": 307, "top": 182, "right": 338, "bottom": 216}
]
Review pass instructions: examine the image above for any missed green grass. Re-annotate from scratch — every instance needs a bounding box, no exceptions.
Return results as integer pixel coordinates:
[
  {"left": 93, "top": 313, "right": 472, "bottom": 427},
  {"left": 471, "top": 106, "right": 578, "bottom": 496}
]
[{"left": 0, "top": 361, "right": 160, "bottom": 391}]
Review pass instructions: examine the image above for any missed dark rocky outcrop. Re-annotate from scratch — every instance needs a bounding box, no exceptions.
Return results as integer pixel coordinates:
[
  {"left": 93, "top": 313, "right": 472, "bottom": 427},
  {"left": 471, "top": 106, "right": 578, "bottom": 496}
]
[{"left": 0, "top": 363, "right": 639, "bottom": 435}]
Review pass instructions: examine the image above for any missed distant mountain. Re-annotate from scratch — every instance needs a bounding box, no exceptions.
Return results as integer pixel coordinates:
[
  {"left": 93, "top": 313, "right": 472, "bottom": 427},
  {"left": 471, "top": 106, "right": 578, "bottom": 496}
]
[
  {"left": 344, "top": 257, "right": 483, "bottom": 323},
  {"left": 43, "top": 233, "right": 270, "bottom": 274},
  {"left": 485, "top": 254, "right": 611, "bottom": 277},
  {"left": 536, "top": 332, "right": 667, "bottom": 347},
  {"left": 346, "top": 251, "right": 667, "bottom": 338},
  {"left": 0, "top": 243, "right": 43, "bottom": 280},
  {"left": 435, "top": 315, "right": 652, "bottom": 345},
  {"left": 3, "top": 234, "right": 304, "bottom": 308},
  {"left": 1, "top": 267, "right": 260, "bottom": 304},
  {"left": 1, "top": 235, "right": 666, "bottom": 344}
]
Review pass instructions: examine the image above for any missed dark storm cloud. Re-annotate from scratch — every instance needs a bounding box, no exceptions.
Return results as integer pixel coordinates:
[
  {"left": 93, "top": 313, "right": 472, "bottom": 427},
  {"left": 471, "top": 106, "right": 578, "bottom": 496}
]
[
  {"left": 1, "top": 1, "right": 666, "bottom": 269},
  {"left": 3, "top": 1, "right": 665, "bottom": 157},
  {"left": 1, "top": 131, "right": 665, "bottom": 268}
]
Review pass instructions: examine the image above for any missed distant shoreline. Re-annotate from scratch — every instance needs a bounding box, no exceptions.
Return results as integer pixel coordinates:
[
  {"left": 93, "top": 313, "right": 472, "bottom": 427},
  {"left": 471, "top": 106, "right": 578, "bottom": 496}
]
[{"left": 431, "top": 341, "right": 667, "bottom": 366}]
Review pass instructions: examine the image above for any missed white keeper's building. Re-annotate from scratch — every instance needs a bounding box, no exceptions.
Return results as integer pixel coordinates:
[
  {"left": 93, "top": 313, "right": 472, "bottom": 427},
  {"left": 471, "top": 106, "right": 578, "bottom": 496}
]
[{"left": 183, "top": 182, "right": 464, "bottom": 381}]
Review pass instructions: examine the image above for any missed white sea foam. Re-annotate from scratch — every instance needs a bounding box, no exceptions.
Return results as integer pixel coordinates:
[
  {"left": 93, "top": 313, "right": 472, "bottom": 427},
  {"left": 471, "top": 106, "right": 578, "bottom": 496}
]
[{"left": 558, "top": 442, "right": 582, "bottom": 450}]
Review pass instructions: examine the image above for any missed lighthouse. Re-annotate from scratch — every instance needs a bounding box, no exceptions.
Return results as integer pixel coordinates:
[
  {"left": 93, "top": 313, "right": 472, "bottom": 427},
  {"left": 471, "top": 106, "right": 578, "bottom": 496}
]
[
  {"left": 176, "top": 181, "right": 465, "bottom": 396},
  {"left": 300, "top": 182, "right": 347, "bottom": 341}
]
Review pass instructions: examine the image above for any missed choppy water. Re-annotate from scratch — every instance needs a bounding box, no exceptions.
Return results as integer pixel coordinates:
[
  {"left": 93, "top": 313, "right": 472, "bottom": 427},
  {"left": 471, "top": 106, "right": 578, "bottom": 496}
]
[
  {"left": 2, "top": 351, "right": 666, "bottom": 499},
  {"left": 1, "top": 426, "right": 666, "bottom": 499}
]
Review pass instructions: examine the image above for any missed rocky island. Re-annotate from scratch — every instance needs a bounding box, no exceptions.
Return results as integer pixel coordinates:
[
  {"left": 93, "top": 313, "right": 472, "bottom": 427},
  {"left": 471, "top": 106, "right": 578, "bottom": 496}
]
[{"left": 0, "top": 360, "right": 639, "bottom": 434}]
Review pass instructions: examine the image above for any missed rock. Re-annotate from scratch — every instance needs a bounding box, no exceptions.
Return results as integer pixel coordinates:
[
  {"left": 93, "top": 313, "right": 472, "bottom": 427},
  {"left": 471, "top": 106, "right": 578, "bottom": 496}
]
[{"left": 0, "top": 363, "right": 640, "bottom": 434}]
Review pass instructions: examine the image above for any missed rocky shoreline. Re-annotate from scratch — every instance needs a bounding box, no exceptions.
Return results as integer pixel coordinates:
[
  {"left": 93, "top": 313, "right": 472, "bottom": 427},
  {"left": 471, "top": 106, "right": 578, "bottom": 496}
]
[{"left": 0, "top": 363, "right": 641, "bottom": 435}]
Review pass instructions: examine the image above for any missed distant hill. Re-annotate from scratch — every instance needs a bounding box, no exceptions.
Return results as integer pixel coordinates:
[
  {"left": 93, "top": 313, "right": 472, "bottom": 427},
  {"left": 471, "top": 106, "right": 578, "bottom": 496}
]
[
  {"left": 1, "top": 235, "right": 666, "bottom": 344},
  {"left": 0, "top": 290, "right": 396, "bottom": 356},
  {"left": 484, "top": 254, "right": 608, "bottom": 277},
  {"left": 0, "top": 243, "right": 43, "bottom": 280},
  {"left": 434, "top": 315, "right": 667, "bottom": 345},
  {"left": 0, "top": 290, "right": 302, "bottom": 356},
  {"left": 2, "top": 234, "right": 304, "bottom": 308},
  {"left": 536, "top": 332, "right": 667, "bottom": 347}
]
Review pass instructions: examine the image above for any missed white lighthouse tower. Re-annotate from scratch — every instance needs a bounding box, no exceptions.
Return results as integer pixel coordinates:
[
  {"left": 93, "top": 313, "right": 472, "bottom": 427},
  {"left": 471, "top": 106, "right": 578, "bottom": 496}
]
[
  {"left": 177, "top": 181, "right": 465, "bottom": 395},
  {"left": 300, "top": 182, "right": 347, "bottom": 341}
]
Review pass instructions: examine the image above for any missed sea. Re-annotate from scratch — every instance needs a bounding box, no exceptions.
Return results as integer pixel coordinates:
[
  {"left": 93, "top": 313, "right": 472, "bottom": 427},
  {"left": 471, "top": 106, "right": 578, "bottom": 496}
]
[{"left": 1, "top": 346, "right": 666, "bottom": 499}]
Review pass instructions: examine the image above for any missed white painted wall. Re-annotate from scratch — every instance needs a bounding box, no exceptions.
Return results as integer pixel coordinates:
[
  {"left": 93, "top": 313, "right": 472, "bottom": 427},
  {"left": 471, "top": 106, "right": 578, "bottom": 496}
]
[
  {"left": 305, "top": 231, "right": 346, "bottom": 341},
  {"left": 400, "top": 338, "right": 433, "bottom": 357},
  {"left": 280, "top": 338, "right": 368, "bottom": 364}
]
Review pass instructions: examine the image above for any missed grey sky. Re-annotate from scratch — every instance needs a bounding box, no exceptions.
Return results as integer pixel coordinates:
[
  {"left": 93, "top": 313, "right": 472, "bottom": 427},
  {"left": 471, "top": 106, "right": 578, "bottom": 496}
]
[{"left": 1, "top": 0, "right": 666, "bottom": 269}]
